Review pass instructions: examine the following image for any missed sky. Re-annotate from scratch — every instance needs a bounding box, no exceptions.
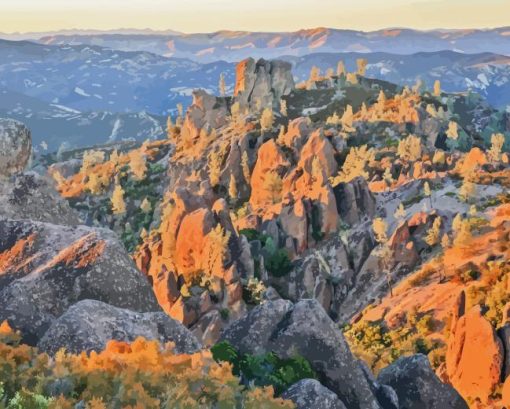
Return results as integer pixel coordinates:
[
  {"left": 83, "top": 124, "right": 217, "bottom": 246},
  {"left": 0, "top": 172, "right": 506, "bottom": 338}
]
[{"left": 1, "top": 0, "right": 508, "bottom": 34}]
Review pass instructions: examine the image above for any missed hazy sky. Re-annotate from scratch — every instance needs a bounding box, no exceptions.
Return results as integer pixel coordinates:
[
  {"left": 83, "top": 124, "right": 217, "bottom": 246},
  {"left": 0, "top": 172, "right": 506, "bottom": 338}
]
[{"left": 1, "top": 0, "right": 508, "bottom": 33}]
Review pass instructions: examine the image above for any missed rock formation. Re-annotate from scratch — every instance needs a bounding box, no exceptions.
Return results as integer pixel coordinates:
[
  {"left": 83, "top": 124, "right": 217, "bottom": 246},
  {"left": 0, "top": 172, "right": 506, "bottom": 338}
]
[
  {"left": 222, "top": 299, "right": 383, "bottom": 409},
  {"left": 0, "top": 118, "right": 31, "bottom": 177},
  {"left": 446, "top": 305, "right": 504, "bottom": 402},
  {"left": 234, "top": 58, "right": 294, "bottom": 110}
]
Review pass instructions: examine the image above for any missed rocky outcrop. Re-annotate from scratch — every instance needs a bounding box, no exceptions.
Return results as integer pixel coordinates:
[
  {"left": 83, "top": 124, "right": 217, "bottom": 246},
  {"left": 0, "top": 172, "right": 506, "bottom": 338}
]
[
  {"left": 378, "top": 354, "right": 468, "bottom": 409},
  {"left": 180, "top": 90, "right": 229, "bottom": 143},
  {"left": 38, "top": 299, "right": 201, "bottom": 355},
  {"left": 333, "top": 177, "right": 376, "bottom": 225},
  {"left": 446, "top": 305, "right": 504, "bottom": 402},
  {"left": 0, "top": 219, "right": 159, "bottom": 344},
  {"left": 282, "top": 379, "right": 347, "bottom": 409},
  {"left": 0, "top": 118, "right": 31, "bottom": 177},
  {"left": 221, "top": 299, "right": 382, "bottom": 409},
  {"left": 387, "top": 221, "right": 420, "bottom": 268},
  {"left": 234, "top": 58, "right": 294, "bottom": 110}
]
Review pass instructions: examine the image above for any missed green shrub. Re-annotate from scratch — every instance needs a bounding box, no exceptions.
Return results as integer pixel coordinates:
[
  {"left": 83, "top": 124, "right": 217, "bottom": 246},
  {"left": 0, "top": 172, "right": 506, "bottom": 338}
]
[
  {"left": 265, "top": 250, "right": 293, "bottom": 277},
  {"left": 212, "top": 341, "right": 316, "bottom": 395}
]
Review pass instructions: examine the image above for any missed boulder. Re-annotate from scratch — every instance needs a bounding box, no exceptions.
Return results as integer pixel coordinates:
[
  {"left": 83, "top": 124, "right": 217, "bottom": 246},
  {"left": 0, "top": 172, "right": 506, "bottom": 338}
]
[
  {"left": 282, "top": 379, "right": 347, "bottom": 409},
  {"left": 0, "top": 218, "right": 159, "bottom": 344},
  {"left": 378, "top": 354, "right": 468, "bottom": 409},
  {"left": 222, "top": 299, "right": 381, "bottom": 409},
  {"left": 191, "top": 310, "right": 223, "bottom": 347},
  {"left": 37, "top": 299, "right": 201, "bottom": 355},
  {"left": 0, "top": 172, "right": 81, "bottom": 225},
  {"left": 0, "top": 118, "right": 31, "bottom": 177},
  {"left": 446, "top": 306, "right": 503, "bottom": 402},
  {"left": 221, "top": 299, "right": 293, "bottom": 355}
]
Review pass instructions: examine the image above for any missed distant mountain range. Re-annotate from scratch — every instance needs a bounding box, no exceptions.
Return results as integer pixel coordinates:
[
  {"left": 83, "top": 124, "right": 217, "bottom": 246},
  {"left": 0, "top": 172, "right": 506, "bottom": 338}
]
[
  {"left": 0, "top": 34, "right": 509, "bottom": 152},
  {"left": 5, "top": 27, "right": 508, "bottom": 62}
]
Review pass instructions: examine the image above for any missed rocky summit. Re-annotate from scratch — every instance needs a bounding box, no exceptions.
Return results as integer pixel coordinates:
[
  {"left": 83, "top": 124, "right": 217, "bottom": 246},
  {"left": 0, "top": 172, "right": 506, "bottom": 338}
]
[{"left": 0, "top": 15, "right": 508, "bottom": 408}]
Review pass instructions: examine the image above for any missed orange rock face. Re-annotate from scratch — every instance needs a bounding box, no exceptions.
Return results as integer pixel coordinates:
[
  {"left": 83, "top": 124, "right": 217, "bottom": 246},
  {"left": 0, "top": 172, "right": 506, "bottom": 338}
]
[
  {"left": 174, "top": 208, "right": 215, "bottom": 278},
  {"left": 446, "top": 305, "right": 503, "bottom": 402},
  {"left": 249, "top": 139, "right": 289, "bottom": 210}
]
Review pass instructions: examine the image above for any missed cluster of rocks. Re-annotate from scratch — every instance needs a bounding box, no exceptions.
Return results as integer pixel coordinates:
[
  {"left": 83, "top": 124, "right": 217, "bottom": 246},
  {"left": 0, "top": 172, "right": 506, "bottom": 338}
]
[
  {"left": 221, "top": 299, "right": 467, "bottom": 409},
  {"left": 0, "top": 118, "right": 201, "bottom": 354}
]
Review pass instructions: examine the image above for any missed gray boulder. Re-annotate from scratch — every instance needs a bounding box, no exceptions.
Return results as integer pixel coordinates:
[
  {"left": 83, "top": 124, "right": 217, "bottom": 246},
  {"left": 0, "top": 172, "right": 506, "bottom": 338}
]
[
  {"left": 0, "top": 118, "right": 31, "bottom": 177},
  {"left": 222, "top": 299, "right": 293, "bottom": 355},
  {"left": 0, "top": 218, "right": 159, "bottom": 344},
  {"left": 377, "top": 354, "right": 468, "bottom": 409},
  {"left": 222, "top": 299, "right": 381, "bottom": 409},
  {"left": 282, "top": 379, "right": 347, "bottom": 409},
  {"left": 0, "top": 172, "right": 81, "bottom": 225},
  {"left": 38, "top": 299, "right": 201, "bottom": 355}
]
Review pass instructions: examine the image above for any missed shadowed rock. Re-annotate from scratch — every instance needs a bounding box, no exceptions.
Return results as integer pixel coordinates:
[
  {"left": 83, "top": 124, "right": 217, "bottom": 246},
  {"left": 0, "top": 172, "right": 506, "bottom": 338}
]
[
  {"left": 38, "top": 299, "right": 201, "bottom": 355},
  {"left": 378, "top": 354, "right": 468, "bottom": 409}
]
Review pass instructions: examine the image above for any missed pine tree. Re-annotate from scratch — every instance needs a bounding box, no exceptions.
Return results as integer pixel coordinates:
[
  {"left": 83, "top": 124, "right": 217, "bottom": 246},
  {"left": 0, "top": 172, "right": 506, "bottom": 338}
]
[
  {"left": 341, "top": 105, "right": 354, "bottom": 132},
  {"left": 459, "top": 179, "right": 476, "bottom": 203},
  {"left": 372, "top": 218, "right": 388, "bottom": 244},
  {"left": 397, "top": 134, "right": 422, "bottom": 162},
  {"left": 311, "top": 156, "right": 323, "bottom": 184},
  {"left": 446, "top": 121, "right": 458, "bottom": 140},
  {"left": 454, "top": 220, "right": 472, "bottom": 248},
  {"left": 260, "top": 108, "right": 274, "bottom": 133},
  {"left": 394, "top": 203, "right": 406, "bottom": 221},
  {"left": 488, "top": 133, "right": 505, "bottom": 163},
  {"left": 228, "top": 174, "right": 238, "bottom": 202},
  {"left": 111, "top": 184, "right": 126, "bottom": 215},
  {"left": 331, "top": 145, "right": 374, "bottom": 185},
  {"left": 356, "top": 58, "right": 368, "bottom": 76},
  {"left": 383, "top": 167, "right": 393, "bottom": 189},
  {"left": 452, "top": 213, "right": 463, "bottom": 236},
  {"left": 219, "top": 73, "right": 226, "bottom": 96},
  {"left": 425, "top": 217, "right": 442, "bottom": 246},
  {"left": 166, "top": 116, "right": 174, "bottom": 139},
  {"left": 309, "top": 66, "right": 321, "bottom": 82},
  {"left": 423, "top": 181, "right": 432, "bottom": 207},
  {"left": 241, "top": 151, "right": 251, "bottom": 183},
  {"left": 129, "top": 150, "right": 147, "bottom": 181},
  {"left": 140, "top": 197, "right": 152, "bottom": 214},
  {"left": 208, "top": 151, "right": 222, "bottom": 187},
  {"left": 280, "top": 99, "right": 288, "bottom": 117},
  {"left": 264, "top": 172, "right": 283, "bottom": 204},
  {"left": 433, "top": 80, "right": 441, "bottom": 97},
  {"left": 337, "top": 60, "right": 346, "bottom": 76},
  {"left": 110, "top": 149, "right": 120, "bottom": 166}
]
